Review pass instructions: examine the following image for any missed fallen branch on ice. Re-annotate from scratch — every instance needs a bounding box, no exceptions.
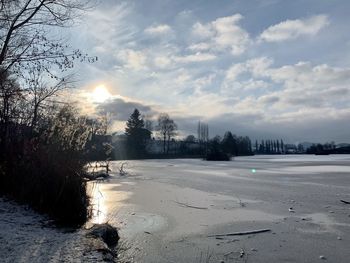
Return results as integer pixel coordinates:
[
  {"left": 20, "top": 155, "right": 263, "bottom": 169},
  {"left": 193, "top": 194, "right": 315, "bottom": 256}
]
[
  {"left": 208, "top": 228, "right": 271, "bottom": 237},
  {"left": 172, "top": 200, "right": 208, "bottom": 210},
  {"left": 118, "top": 162, "right": 128, "bottom": 176},
  {"left": 340, "top": 199, "right": 350, "bottom": 204}
]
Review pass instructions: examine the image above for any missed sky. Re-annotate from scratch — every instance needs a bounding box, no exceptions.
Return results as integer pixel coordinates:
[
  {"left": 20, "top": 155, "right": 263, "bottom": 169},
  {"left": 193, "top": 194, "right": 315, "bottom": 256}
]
[{"left": 68, "top": 0, "right": 350, "bottom": 143}]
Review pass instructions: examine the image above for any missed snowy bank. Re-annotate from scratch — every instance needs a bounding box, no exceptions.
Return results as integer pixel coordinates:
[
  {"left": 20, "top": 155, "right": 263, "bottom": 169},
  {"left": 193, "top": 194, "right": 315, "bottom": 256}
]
[{"left": 0, "top": 198, "right": 116, "bottom": 263}]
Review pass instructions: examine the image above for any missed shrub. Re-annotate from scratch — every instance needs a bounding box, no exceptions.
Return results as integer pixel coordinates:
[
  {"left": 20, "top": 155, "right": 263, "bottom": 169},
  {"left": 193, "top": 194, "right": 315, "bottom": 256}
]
[
  {"left": 205, "top": 151, "right": 231, "bottom": 161},
  {"left": 205, "top": 136, "right": 231, "bottom": 161},
  {"left": 0, "top": 106, "right": 93, "bottom": 225}
]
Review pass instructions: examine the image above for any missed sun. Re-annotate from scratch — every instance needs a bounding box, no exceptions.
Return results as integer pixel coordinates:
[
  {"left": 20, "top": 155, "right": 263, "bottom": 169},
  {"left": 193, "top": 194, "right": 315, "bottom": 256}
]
[{"left": 92, "top": 85, "right": 111, "bottom": 103}]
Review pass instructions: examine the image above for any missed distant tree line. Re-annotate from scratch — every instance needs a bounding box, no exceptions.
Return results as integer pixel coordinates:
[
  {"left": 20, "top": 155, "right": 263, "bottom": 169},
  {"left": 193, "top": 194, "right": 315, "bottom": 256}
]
[
  {"left": 102, "top": 109, "right": 255, "bottom": 160},
  {"left": 305, "top": 142, "right": 350, "bottom": 154},
  {"left": 254, "top": 139, "right": 285, "bottom": 154},
  {"left": 90, "top": 108, "right": 350, "bottom": 161}
]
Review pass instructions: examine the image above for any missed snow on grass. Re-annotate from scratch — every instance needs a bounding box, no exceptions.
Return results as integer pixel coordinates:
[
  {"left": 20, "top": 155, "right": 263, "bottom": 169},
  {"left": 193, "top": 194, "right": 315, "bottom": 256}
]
[{"left": 0, "top": 198, "right": 111, "bottom": 263}]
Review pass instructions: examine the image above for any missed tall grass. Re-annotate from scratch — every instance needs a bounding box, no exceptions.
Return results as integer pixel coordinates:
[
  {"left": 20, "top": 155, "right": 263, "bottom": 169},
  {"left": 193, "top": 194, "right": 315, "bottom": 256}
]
[{"left": 0, "top": 106, "right": 94, "bottom": 225}]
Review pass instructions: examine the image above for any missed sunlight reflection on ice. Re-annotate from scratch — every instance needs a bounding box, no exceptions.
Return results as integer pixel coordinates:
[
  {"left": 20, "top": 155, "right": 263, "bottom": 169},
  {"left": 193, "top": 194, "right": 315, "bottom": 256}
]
[
  {"left": 89, "top": 182, "right": 108, "bottom": 224},
  {"left": 88, "top": 182, "right": 132, "bottom": 225}
]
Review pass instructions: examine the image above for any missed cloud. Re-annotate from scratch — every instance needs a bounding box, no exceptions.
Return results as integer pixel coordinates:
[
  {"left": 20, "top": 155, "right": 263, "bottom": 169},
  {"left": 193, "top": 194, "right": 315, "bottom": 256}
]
[
  {"left": 224, "top": 58, "right": 350, "bottom": 101},
  {"left": 259, "top": 14, "right": 329, "bottom": 42},
  {"left": 225, "top": 57, "right": 273, "bottom": 81},
  {"left": 192, "top": 14, "right": 251, "bottom": 55},
  {"left": 188, "top": 42, "right": 211, "bottom": 51},
  {"left": 258, "top": 95, "right": 280, "bottom": 104},
  {"left": 144, "top": 24, "right": 172, "bottom": 35},
  {"left": 96, "top": 97, "right": 154, "bottom": 121},
  {"left": 153, "top": 56, "right": 172, "bottom": 68},
  {"left": 71, "top": 1, "right": 350, "bottom": 142},
  {"left": 173, "top": 52, "right": 216, "bottom": 63},
  {"left": 80, "top": 3, "right": 137, "bottom": 52},
  {"left": 116, "top": 49, "right": 147, "bottom": 70},
  {"left": 221, "top": 57, "right": 350, "bottom": 132},
  {"left": 266, "top": 62, "right": 350, "bottom": 94},
  {"left": 225, "top": 63, "right": 247, "bottom": 81},
  {"left": 192, "top": 22, "right": 214, "bottom": 39}
]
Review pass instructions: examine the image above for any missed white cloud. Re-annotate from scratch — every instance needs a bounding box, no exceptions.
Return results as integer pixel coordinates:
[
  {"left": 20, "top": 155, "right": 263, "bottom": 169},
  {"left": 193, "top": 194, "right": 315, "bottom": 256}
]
[
  {"left": 245, "top": 57, "right": 274, "bottom": 77},
  {"left": 266, "top": 62, "right": 350, "bottom": 92},
  {"left": 225, "top": 63, "right": 246, "bottom": 81},
  {"left": 81, "top": 3, "right": 136, "bottom": 51},
  {"left": 259, "top": 14, "right": 329, "bottom": 42},
  {"left": 193, "top": 74, "right": 217, "bottom": 95},
  {"left": 175, "top": 72, "right": 192, "bottom": 84},
  {"left": 188, "top": 42, "right": 211, "bottom": 51},
  {"left": 224, "top": 57, "right": 273, "bottom": 82},
  {"left": 116, "top": 49, "right": 147, "bottom": 70},
  {"left": 144, "top": 24, "right": 172, "bottom": 35},
  {"left": 213, "top": 14, "right": 250, "bottom": 55},
  {"left": 154, "top": 56, "right": 172, "bottom": 68},
  {"left": 192, "top": 22, "right": 214, "bottom": 39},
  {"left": 243, "top": 79, "right": 269, "bottom": 91},
  {"left": 191, "top": 14, "right": 251, "bottom": 55},
  {"left": 222, "top": 57, "right": 350, "bottom": 120},
  {"left": 173, "top": 52, "right": 216, "bottom": 63},
  {"left": 74, "top": 3, "right": 350, "bottom": 141}
]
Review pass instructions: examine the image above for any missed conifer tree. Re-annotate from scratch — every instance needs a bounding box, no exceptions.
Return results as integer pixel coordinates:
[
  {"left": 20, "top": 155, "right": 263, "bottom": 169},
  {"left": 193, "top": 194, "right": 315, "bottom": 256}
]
[{"left": 125, "top": 109, "right": 150, "bottom": 157}]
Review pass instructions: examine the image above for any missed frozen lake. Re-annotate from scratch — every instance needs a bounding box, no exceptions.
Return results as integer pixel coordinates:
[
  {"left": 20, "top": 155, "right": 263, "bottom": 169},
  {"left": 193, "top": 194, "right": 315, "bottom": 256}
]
[{"left": 90, "top": 155, "right": 350, "bottom": 262}]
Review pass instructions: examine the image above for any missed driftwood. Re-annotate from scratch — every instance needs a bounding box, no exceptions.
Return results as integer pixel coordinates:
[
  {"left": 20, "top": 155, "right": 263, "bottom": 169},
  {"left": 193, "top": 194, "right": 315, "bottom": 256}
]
[
  {"left": 91, "top": 160, "right": 111, "bottom": 174},
  {"left": 208, "top": 228, "right": 271, "bottom": 237},
  {"left": 84, "top": 171, "right": 109, "bottom": 181},
  {"left": 173, "top": 200, "right": 208, "bottom": 210},
  {"left": 340, "top": 199, "right": 350, "bottom": 204},
  {"left": 118, "top": 162, "right": 128, "bottom": 176}
]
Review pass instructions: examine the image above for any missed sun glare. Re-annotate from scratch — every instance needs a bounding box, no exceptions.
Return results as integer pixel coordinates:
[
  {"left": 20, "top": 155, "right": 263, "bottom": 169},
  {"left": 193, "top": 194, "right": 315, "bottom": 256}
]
[{"left": 92, "top": 85, "right": 111, "bottom": 103}]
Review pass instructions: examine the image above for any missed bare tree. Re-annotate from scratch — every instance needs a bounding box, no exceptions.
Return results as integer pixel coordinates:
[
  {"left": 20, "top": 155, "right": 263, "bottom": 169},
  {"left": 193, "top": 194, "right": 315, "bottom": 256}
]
[
  {"left": 197, "top": 121, "right": 209, "bottom": 154},
  {"left": 0, "top": 0, "right": 95, "bottom": 155},
  {"left": 0, "top": 69, "right": 22, "bottom": 144},
  {"left": 0, "top": 0, "right": 96, "bottom": 76},
  {"left": 156, "top": 113, "right": 177, "bottom": 154},
  {"left": 25, "top": 70, "right": 75, "bottom": 130}
]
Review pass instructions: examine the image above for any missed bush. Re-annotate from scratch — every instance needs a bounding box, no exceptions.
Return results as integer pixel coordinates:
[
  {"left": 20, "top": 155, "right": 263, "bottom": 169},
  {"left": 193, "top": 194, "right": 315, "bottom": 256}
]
[
  {"left": 205, "top": 151, "right": 231, "bottom": 161},
  {"left": 205, "top": 135, "right": 232, "bottom": 161},
  {"left": 0, "top": 106, "right": 93, "bottom": 226}
]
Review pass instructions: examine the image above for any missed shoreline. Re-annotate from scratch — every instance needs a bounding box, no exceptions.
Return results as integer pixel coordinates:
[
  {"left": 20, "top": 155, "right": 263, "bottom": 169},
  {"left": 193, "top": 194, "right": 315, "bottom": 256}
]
[{"left": 0, "top": 197, "right": 116, "bottom": 263}]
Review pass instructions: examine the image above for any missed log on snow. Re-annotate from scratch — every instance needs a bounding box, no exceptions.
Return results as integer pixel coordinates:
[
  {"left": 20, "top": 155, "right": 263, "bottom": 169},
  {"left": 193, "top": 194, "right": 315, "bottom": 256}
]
[{"left": 208, "top": 229, "right": 271, "bottom": 237}]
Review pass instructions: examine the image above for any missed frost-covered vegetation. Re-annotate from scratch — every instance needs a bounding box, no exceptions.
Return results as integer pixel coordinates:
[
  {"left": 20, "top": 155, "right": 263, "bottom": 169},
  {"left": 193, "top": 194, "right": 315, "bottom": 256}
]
[
  {"left": 0, "top": 0, "right": 100, "bottom": 225},
  {"left": 0, "top": 103, "right": 102, "bottom": 224}
]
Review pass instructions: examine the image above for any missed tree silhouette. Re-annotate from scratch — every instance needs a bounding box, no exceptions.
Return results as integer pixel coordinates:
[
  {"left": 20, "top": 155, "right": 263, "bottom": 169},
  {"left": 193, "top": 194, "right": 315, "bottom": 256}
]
[
  {"left": 222, "top": 131, "right": 237, "bottom": 156},
  {"left": 280, "top": 139, "right": 284, "bottom": 153},
  {"left": 156, "top": 113, "right": 177, "bottom": 154},
  {"left": 125, "top": 109, "right": 150, "bottom": 158},
  {"left": 0, "top": 0, "right": 96, "bottom": 76}
]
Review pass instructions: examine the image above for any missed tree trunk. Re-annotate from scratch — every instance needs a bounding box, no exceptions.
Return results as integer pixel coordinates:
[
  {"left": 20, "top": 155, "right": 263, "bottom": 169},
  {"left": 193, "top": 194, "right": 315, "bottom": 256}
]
[
  {"left": 167, "top": 135, "right": 170, "bottom": 154},
  {"left": 163, "top": 133, "right": 166, "bottom": 154}
]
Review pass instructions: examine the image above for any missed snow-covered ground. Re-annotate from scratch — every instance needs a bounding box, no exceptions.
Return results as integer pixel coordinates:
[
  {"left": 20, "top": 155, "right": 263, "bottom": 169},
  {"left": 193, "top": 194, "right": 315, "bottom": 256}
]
[{"left": 0, "top": 198, "right": 112, "bottom": 263}]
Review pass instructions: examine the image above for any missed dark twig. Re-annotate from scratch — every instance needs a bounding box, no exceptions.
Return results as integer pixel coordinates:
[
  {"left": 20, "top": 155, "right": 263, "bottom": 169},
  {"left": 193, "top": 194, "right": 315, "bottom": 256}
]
[
  {"left": 208, "top": 228, "right": 271, "bottom": 237},
  {"left": 172, "top": 200, "right": 208, "bottom": 210}
]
